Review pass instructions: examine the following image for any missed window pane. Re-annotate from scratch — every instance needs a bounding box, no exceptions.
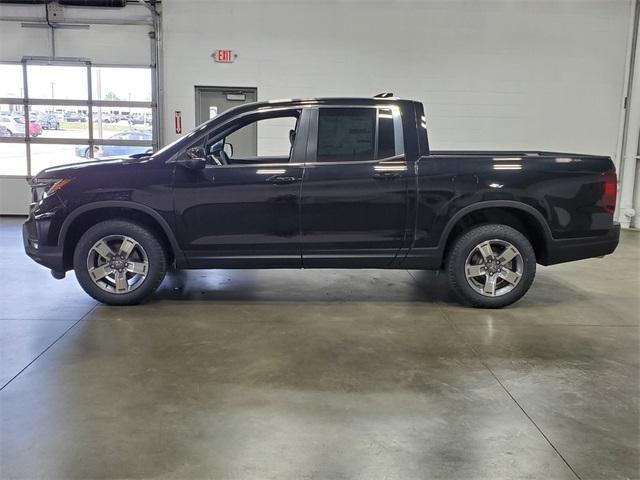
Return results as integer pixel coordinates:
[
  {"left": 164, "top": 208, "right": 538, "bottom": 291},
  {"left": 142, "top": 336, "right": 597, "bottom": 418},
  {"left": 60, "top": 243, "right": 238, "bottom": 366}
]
[
  {"left": 91, "top": 67, "right": 152, "bottom": 102},
  {"left": 0, "top": 143, "right": 27, "bottom": 175},
  {"left": 208, "top": 114, "right": 298, "bottom": 162},
  {"left": 317, "top": 108, "right": 375, "bottom": 162},
  {"left": 30, "top": 143, "right": 87, "bottom": 175},
  {"left": 0, "top": 65, "right": 24, "bottom": 98},
  {"left": 91, "top": 141, "right": 153, "bottom": 159},
  {"left": 27, "top": 65, "right": 88, "bottom": 100},
  {"left": 256, "top": 116, "right": 298, "bottom": 157},
  {"left": 377, "top": 108, "right": 396, "bottom": 159},
  {"left": 29, "top": 106, "right": 88, "bottom": 139},
  {"left": 92, "top": 107, "right": 152, "bottom": 139}
]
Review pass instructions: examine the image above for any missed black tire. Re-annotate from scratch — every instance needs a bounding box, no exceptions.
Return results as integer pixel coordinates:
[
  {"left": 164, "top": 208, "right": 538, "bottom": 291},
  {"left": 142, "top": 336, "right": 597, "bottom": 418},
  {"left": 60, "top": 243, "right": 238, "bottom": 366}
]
[
  {"left": 446, "top": 224, "right": 536, "bottom": 308},
  {"left": 73, "top": 220, "right": 167, "bottom": 305},
  {"left": 84, "top": 147, "right": 92, "bottom": 159}
]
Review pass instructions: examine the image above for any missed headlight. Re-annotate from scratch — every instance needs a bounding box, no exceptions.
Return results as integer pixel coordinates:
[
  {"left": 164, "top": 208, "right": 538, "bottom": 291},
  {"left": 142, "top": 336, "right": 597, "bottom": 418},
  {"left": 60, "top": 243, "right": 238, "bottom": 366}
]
[{"left": 30, "top": 178, "right": 72, "bottom": 202}]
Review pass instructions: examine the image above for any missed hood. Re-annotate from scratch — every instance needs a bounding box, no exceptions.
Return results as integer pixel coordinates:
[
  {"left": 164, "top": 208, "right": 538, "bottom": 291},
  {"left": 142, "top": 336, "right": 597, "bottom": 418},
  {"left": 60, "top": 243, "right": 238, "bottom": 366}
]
[{"left": 34, "top": 155, "right": 149, "bottom": 180}]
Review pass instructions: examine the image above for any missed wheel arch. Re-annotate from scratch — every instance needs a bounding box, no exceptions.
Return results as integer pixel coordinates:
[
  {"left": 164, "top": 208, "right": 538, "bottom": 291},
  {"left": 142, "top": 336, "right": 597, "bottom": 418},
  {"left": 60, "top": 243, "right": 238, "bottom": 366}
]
[
  {"left": 439, "top": 201, "right": 553, "bottom": 265},
  {"left": 59, "top": 201, "right": 184, "bottom": 270}
]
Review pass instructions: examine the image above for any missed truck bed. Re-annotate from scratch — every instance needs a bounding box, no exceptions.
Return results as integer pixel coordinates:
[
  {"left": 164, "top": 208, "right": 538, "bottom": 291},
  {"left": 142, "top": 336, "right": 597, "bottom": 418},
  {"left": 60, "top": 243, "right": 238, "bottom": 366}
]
[{"left": 429, "top": 150, "right": 607, "bottom": 159}]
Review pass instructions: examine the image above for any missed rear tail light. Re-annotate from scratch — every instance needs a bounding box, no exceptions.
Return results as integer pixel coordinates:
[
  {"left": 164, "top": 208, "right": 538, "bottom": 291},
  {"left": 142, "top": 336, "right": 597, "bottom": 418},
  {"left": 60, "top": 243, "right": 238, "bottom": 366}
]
[{"left": 602, "top": 169, "right": 617, "bottom": 214}]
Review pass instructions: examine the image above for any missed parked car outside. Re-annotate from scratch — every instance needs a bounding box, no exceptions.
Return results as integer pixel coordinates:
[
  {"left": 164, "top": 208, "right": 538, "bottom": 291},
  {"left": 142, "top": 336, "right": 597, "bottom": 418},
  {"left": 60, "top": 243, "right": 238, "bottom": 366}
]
[
  {"left": 0, "top": 125, "right": 10, "bottom": 137},
  {"left": 23, "top": 96, "right": 620, "bottom": 307},
  {"left": 74, "top": 130, "right": 153, "bottom": 158},
  {"left": 0, "top": 115, "right": 25, "bottom": 136},
  {"left": 64, "top": 112, "right": 87, "bottom": 122},
  {"left": 14, "top": 116, "right": 42, "bottom": 137},
  {"left": 128, "top": 114, "right": 147, "bottom": 125},
  {"left": 34, "top": 113, "right": 60, "bottom": 130}
]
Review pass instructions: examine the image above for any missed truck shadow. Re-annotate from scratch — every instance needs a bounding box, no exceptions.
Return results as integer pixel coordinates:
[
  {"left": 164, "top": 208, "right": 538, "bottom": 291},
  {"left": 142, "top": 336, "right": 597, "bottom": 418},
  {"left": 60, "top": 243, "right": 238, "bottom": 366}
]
[{"left": 151, "top": 267, "right": 589, "bottom": 308}]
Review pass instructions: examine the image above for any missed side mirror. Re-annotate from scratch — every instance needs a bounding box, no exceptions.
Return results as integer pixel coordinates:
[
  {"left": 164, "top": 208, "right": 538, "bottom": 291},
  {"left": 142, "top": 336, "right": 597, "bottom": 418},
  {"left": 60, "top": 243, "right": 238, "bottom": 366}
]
[
  {"left": 211, "top": 141, "right": 233, "bottom": 158},
  {"left": 223, "top": 142, "right": 233, "bottom": 158},
  {"left": 179, "top": 146, "right": 206, "bottom": 169}
]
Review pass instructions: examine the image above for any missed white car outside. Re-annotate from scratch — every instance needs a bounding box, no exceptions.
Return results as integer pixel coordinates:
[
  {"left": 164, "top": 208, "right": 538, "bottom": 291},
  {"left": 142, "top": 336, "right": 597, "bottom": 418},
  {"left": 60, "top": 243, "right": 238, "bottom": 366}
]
[{"left": 0, "top": 116, "right": 25, "bottom": 136}]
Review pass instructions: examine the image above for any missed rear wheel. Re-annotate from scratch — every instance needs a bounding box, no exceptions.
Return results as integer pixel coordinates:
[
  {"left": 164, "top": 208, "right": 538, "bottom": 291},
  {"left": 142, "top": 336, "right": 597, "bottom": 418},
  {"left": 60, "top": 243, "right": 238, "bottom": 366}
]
[
  {"left": 73, "top": 220, "right": 167, "bottom": 305},
  {"left": 446, "top": 224, "right": 536, "bottom": 308}
]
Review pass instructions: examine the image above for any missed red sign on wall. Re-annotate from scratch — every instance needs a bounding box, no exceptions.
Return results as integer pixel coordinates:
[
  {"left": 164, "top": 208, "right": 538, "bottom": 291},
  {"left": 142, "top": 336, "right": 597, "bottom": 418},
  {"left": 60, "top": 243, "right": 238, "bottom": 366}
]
[
  {"left": 213, "top": 49, "right": 236, "bottom": 63},
  {"left": 174, "top": 111, "right": 182, "bottom": 134}
]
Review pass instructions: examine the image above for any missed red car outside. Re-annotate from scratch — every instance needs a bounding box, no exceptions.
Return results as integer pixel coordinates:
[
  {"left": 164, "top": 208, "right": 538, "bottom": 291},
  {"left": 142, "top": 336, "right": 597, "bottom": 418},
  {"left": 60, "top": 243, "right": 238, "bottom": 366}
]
[
  {"left": 14, "top": 116, "right": 42, "bottom": 137},
  {"left": 29, "top": 120, "right": 42, "bottom": 137}
]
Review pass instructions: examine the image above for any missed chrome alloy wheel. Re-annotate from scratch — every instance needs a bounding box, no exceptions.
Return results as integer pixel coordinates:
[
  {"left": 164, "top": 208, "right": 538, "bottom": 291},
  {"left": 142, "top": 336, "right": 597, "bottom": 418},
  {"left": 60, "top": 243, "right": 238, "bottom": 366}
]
[
  {"left": 464, "top": 239, "right": 523, "bottom": 297},
  {"left": 86, "top": 235, "right": 149, "bottom": 294}
]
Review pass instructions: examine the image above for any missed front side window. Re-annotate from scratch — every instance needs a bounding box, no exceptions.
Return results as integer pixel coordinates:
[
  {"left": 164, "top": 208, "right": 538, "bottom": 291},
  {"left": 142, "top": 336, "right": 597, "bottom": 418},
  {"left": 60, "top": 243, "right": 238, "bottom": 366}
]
[
  {"left": 197, "top": 110, "right": 301, "bottom": 166},
  {"left": 316, "top": 107, "right": 403, "bottom": 162}
]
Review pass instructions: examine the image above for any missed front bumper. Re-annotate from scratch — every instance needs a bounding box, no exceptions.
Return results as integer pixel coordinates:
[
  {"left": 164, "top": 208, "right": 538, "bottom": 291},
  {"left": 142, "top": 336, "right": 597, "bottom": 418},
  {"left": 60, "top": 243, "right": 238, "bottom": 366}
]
[
  {"left": 23, "top": 219, "right": 65, "bottom": 272},
  {"left": 544, "top": 223, "right": 621, "bottom": 265}
]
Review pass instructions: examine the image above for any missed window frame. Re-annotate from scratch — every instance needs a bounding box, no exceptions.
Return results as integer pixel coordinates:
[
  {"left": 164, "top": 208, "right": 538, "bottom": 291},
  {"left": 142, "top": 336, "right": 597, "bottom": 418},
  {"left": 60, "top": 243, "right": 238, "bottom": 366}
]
[
  {"left": 306, "top": 105, "right": 405, "bottom": 164},
  {"left": 175, "top": 106, "right": 311, "bottom": 168},
  {"left": 0, "top": 59, "right": 156, "bottom": 177}
]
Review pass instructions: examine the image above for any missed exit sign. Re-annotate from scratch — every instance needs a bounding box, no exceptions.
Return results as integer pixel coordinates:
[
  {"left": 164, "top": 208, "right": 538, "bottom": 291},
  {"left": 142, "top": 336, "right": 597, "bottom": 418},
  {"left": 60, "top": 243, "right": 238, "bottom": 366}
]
[{"left": 213, "top": 50, "right": 236, "bottom": 63}]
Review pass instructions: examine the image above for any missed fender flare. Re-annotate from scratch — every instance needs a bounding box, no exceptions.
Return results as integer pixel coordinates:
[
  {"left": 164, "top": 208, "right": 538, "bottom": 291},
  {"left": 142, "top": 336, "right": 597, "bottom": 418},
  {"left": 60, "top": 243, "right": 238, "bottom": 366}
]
[
  {"left": 437, "top": 200, "right": 554, "bottom": 251},
  {"left": 58, "top": 200, "right": 186, "bottom": 265}
]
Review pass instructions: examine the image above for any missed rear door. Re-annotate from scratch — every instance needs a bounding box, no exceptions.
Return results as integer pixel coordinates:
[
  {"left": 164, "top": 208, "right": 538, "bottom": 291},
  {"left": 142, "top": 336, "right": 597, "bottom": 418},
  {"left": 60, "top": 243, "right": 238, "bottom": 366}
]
[{"left": 301, "top": 105, "right": 410, "bottom": 267}]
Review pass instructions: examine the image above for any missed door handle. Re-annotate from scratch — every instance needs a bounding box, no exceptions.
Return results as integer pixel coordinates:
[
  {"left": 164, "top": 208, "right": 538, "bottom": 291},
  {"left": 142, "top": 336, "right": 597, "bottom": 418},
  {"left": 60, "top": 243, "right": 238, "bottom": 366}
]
[
  {"left": 269, "top": 175, "right": 297, "bottom": 185},
  {"left": 372, "top": 171, "right": 402, "bottom": 180}
]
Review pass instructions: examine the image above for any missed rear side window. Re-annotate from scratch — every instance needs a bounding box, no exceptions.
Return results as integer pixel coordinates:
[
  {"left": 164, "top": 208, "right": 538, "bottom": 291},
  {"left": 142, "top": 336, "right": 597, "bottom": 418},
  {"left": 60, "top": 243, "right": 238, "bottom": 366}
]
[
  {"left": 317, "top": 108, "right": 375, "bottom": 162},
  {"left": 377, "top": 108, "right": 396, "bottom": 159},
  {"left": 316, "top": 107, "right": 402, "bottom": 162}
]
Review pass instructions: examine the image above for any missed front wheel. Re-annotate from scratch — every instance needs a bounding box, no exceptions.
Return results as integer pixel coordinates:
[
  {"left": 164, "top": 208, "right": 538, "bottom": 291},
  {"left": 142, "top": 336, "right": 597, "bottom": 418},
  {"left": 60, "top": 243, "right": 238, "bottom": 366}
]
[
  {"left": 446, "top": 224, "right": 536, "bottom": 308},
  {"left": 73, "top": 220, "right": 167, "bottom": 305}
]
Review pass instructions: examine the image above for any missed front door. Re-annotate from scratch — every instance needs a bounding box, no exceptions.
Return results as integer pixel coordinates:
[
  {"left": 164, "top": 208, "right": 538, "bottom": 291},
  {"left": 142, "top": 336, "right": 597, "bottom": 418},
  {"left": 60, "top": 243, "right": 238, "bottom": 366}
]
[
  {"left": 173, "top": 107, "right": 308, "bottom": 268},
  {"left": 301, "top": 106, "right": 409, "bottom": 267}
]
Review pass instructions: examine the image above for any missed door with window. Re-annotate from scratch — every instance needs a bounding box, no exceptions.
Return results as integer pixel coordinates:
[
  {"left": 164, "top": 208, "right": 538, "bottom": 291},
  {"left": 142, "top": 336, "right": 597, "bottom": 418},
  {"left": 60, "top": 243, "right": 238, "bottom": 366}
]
[
  {"left": 301, "top": 106, "right": 409, "bottom": 267},
  {"left": 173, "top": 108, "right": 309, "bottom": 267},
  {"left": 194, "top": 87, "right": 258, "bottom": 154}
]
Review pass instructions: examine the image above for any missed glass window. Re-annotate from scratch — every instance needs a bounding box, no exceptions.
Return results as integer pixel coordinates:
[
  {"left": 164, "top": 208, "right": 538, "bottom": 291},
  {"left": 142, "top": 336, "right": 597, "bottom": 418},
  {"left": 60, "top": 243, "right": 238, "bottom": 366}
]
[
  {"left": 317, "top": 108, "right": 375, "bottom": 162},
  {"left": 377, "top": 108, "right": 396, "bottom": 159},
  {"left": 29, "top": 106, "right": 88, "bottom": 139},
  {"left": 201, "top": 112, "right": 299, "bottom": 165},
  {"left": 91, "top": 67, "right": 152, "bottom": 102},
  {"left": 316, "top": 107, "right": 402, "bottom": 162},
  {"left": 92, "top": 107, "right": 152, "bottom": 140},
  {"left": 0, "top": 63, "right": 155, "bottom": 178},
  {"left": 30, "top": 143, "right": 83, "bottom": 175},
  {"left": 256, "top": 116, "right": 298, "bottom": 157},
  {"left": 0, "top": 65, "right": 24, "bottom": 98},
  {"left": 92, "top": 141, "right": 153, "bottom": 159},
  {"left": 27, "top": 65, "right": 88, "bottom": 100},
  {"left": 0, "top": 143, "right": 27, "bottom": 175}
]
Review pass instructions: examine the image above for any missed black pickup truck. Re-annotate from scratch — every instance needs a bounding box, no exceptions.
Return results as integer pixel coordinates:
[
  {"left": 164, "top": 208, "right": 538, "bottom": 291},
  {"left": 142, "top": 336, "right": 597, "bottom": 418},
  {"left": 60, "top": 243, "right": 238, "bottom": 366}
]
[{"left": 23, "top": 96, "right": 620, "bottom": 307}]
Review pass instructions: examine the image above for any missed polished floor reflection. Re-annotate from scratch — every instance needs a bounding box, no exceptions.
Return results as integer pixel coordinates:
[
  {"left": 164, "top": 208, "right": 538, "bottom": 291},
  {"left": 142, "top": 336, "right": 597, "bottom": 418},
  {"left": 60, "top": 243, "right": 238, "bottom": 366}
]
[{"left": 1, "top": 217, "right": 638, "bottom": 479}]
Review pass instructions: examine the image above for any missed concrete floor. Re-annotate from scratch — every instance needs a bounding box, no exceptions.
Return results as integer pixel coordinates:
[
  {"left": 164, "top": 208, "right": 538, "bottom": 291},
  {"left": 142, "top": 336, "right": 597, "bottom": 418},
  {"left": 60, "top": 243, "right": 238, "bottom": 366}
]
[{"left": 0, "top": 217, "right": 638, "bottom": 480}]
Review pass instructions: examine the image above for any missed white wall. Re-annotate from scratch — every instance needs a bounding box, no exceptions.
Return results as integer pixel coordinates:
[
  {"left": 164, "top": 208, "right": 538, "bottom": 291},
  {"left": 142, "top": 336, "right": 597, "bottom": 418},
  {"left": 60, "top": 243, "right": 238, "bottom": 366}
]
[
  {"left": 0, "top": 3, "right": 152, "bottom": 64},
  {"left": 163, "top": 0, "right": 631, "bottom": 159}
]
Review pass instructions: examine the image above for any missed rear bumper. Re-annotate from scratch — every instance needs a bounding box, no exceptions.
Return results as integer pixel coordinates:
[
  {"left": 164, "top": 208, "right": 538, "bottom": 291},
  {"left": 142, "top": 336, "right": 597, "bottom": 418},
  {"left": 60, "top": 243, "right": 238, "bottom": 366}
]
[
  {"left": 23, "top": 221, "right": 65, "bottom": 272},
  {"left": 543, "top": 223, "right": 620, "bottom": 265}
]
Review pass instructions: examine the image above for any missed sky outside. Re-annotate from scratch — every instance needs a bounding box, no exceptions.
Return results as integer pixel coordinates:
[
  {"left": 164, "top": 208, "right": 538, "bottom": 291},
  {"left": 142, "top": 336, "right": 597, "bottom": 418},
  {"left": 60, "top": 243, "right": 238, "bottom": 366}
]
[{"left": 0, "top": 64, "right": 151, "bottom": 101}]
